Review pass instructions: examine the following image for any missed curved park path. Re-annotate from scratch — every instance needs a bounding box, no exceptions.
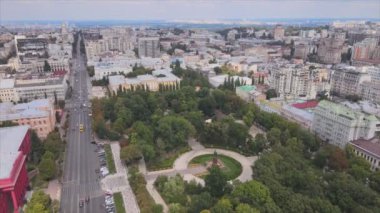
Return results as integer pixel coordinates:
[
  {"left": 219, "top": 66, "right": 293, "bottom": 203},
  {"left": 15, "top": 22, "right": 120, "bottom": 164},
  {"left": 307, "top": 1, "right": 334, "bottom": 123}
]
[{"left": 140, "top": 138, "right": 258, "bottom": 213}]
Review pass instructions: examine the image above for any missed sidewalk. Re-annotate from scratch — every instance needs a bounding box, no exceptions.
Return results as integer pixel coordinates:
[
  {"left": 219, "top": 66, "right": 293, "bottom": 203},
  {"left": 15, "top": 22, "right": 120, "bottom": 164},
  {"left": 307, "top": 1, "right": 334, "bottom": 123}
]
[
  {"left": 139, "top": 159, "right": 169, "bottom": 213},
  {"left": 101, "top": 142, "right": 140, "bottom": 213},
  {"left": 44, "top": 179, "right": 61, "bottom": 201}
]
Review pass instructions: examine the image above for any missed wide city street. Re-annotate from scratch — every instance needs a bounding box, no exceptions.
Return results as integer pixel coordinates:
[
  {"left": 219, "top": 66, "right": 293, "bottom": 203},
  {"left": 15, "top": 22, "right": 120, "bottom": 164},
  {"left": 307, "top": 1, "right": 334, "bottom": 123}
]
[{"left": 60, "top": 35, "right": 105, "bottom": 213}]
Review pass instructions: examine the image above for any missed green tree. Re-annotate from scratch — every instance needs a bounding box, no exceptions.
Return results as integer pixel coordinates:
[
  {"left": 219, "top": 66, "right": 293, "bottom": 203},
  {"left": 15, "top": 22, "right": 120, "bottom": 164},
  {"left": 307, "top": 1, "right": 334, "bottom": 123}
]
[
  {"left": 30, "top": 130, "right": 45, "bottom": 164},
  {"left": 156, "top": 116, "right": 195, "bottom": 150},
  {"left": 169, "top": 203, "right": 187, "bottom": 213},
  {"left": 205, "top": 166, "right": 229, "bottom": 197},
  {"left": 25, "top": 190, "right": 51, "bottom": 213},
  {"left": 227, "top": 121, "right": 249, "bottom": 148},
  {"left": 211, "top": 198, "right": 233, "bottom": 213},
  {"left": 348, "top": 156, "right": 371, "bottom": 182},
  {"left": 266, "top": 128, "right": 282, "bottom": 145},
  {"left": 25, "top": 203, "right": 49, "bottom": 213},
  {"left": 235, "top": 204, "right": 259, "bottom": 213},
  {"left": 120, "top": 144, "right": 142, "bottom": 164},
  {"left": 232, "top": 180, "right": 280, "bottom": 213},
  {"left": 370, "top": 172, "right": 380, "bottom": 193},
  {"left": 43, "top": 131, "right": 63, "bottom": 157},
  {"left": 265, "top": 89, "right": 277, "bottom": 99},
  {"left": 198, "top": 97, "right": 217, "bottom": 117},
  {"left": 161, "top": 175, "right": 186, "bottom": 205},
  {"left": 38, "top": 151, "right": 56, "bottom": 180},
  {"left": 188, "top": 192, "right": 214, "bottom": 213},
  {"left": 249, "top": 133, "right": 267, "bottom": 154},
  {"left": 43, "top": 60, "right": 51, "bottom": 72}
]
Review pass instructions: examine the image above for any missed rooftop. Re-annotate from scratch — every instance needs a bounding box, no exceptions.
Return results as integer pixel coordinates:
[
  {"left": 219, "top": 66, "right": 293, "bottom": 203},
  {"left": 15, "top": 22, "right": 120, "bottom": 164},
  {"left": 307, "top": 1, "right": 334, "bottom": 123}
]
[
  {"left": 108, "top": 75, "right": 126, "bottom": 86},
  {"left": 0, "top": 125, "right": 29, "bottom": 179},
  {"left": 0, "top": 79, "right": 15, "bottom": 89},
  {"left": 0, "top": 99, "right": 52, "bottom": 121},
  {"left": 350, "top": 138, "right": 380, "bottom": 158},
  {"left": 318, "top": 100, "right": 362, "bottom": 121},
  {"left": 292, "top": 100, "right": 319, "bottom": 109},
  {"left": 237, "top": 85, "right": 256, "bottom": 92}
]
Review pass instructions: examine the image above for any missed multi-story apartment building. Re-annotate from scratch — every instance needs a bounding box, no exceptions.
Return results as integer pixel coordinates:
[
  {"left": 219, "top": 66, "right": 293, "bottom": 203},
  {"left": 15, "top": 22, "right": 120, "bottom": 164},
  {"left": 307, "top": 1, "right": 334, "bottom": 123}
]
[
  {"left": 330, "top": 66, "right": 371, "bottom": 97},
  {"left": 85, "top": 28, "right": 135, "bottom": 60},
  {"left": 294, "top": 44, "right": 309, "bottom": 60},
  {"left": 0, "top": 99, "right": 56, "bottom": 138},
  {"left": 349, "top": 138, "right": 380, "bottom": 171},
  {"left": 317, "top": 32, "right": 345, "bottom": 64},
  {"left": 352, "top": 38, "right": 380, "bottom": 65},
  {"left": 15, "top": 36, "right": 49, "bottom": 62},
  {"left": 273, "top": 25, "right": 285, "bottom": 41},
  {"left": 227, "top": 30, "right": 238, "bottom": 41},
  {"left": 312, "top": 100, "right": 380, "bottom": 148},
  {"left": 269, "top": 64, "right": 329, "bottom": 99},
  {"left": 0, "top": 125, "right": 31, "bottom": 213},
  {"left": 138, "top": 37, "right": 160, "bottom": 58},
  {"left": 108, "top": 69, "right": 180, "bottom": 93},
  {"left": 359, "top": 66, "right": 380, "bottom": 104}
]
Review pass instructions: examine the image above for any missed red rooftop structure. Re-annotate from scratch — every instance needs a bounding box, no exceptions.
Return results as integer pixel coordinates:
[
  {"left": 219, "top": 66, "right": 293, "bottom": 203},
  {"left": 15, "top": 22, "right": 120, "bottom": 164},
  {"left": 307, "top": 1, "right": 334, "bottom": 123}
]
[
  {"left": 0, "top": 126, "right": 31, "bottom": 213},
  {"left": 292, "top": 100, "right": 319, "bottom": 109}
]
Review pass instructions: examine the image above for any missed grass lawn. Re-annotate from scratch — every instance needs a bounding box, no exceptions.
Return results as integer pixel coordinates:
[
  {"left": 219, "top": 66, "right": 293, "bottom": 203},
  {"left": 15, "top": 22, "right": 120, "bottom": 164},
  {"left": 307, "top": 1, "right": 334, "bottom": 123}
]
[
  {"left": 104, "top": 144, "right": 116, "bottom": 174},
  {"left": 113, "top": 192, "right": 126, "bottom": 213},
  {"left": 189, "top": 154, "right": 242, "bottom": 180},
  {"left": 147, "top": 146, "right": 191, "bottom": 171}
]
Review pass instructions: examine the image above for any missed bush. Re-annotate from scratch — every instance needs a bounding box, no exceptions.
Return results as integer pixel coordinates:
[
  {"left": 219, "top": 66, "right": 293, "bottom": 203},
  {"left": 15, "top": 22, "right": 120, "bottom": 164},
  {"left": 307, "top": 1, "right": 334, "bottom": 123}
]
[{"left": 104, "top": 144, "right": 116, "bottom": 174}]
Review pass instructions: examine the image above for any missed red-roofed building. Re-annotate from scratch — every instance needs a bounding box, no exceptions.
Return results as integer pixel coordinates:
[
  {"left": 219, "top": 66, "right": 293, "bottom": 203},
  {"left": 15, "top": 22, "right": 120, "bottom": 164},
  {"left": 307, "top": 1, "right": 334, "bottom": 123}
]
[
  {"left": 0, "top": 126, "right": 31, "bottom": 213},
  {"left": 349, "top": 138, "right": 380, "bottom": 171},
  {"left": 292, "top": 100, "right": 319, "bottom": 109}
]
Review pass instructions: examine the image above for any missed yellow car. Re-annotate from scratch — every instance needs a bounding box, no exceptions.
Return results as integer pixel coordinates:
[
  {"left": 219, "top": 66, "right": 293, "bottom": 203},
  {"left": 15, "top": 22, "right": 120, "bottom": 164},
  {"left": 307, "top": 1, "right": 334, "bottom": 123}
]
[{"left": 79, "top": 124, "right": 84, "bottom": 132}]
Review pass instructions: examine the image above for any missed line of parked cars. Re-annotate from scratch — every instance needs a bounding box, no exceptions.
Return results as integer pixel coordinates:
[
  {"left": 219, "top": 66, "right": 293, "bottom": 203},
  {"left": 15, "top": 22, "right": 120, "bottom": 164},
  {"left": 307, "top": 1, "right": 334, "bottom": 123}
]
[
  {"left": 105, "top": 192, "right": 115, "bottom": 213},
  {"left": 95, "top": 144, "right": 109, "bottom": 177}
]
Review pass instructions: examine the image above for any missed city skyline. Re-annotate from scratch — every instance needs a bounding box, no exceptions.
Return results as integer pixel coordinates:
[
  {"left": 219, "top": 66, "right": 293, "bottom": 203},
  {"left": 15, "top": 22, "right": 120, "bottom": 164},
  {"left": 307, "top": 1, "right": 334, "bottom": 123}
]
[{"left": 1, "top": 0, "right": 380, "bottom": 22}]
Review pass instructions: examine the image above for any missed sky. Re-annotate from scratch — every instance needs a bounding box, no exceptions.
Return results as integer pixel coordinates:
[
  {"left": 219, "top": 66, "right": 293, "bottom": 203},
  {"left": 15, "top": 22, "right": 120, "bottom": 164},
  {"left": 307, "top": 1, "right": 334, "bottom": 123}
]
[{"left": 0, "top": 0, "right": 379, "bottom": 21}]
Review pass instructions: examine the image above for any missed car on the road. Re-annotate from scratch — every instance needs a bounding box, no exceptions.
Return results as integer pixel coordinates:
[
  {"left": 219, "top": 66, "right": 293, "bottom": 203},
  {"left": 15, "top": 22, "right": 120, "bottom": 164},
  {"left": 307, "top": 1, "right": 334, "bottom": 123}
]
[
  {"left": 79, "top": 124, "right": 84, "bottom": 132},
  {"left": 91, "top": 140, "right": 96, "bottom": 144},
  {"left": 79, "top": 200, "right": 84, "bottom": 208}
]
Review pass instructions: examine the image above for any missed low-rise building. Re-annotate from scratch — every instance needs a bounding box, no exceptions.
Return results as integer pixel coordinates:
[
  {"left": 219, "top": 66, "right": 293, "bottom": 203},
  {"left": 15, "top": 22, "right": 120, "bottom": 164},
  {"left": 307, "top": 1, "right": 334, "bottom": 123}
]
[
  {"left": 349, "top": 138, "right": 380, "bottom": 171},
  {"left": 235, "top": 85, "right": 265, "bottom": 102},
  {"left": 0, "top": 125, "right": 31, "bottom": 213},
  {"left": 312, "top": 100, "right": 380, "bottom": 148},
  {"left": 15, "top": 77, "right": 67, "bottom": 102},
  {"left": 91, "top": 86, "right": 107, "bottom": 99},
  {"left": 93, "top": 62, "right": 132, "bottom": 80},
  {"left": 108, "top": 68, "right": 180, "bottom": 94},
  {"left": 0, "top": 99, "right": 56, "bottom": 138},
  {"left": 0, "top": 79, "right": 18, "bottom": 102},
  {"left": 209, "top": 75, "right": 252, "bottom": 88},
  {"left": 281, "top": 100, "right": 318, "bottom": 130}
]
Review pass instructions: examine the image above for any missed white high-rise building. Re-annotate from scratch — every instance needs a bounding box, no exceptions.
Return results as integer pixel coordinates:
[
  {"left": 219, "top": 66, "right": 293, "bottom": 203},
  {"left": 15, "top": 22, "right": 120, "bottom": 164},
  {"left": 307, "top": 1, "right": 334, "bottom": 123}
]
[
  {"left": 138, "top": 37, "right": 160, "bottom": 58},
  {"left": 330, "top": 66, "right": 371, "bottom": 97}
]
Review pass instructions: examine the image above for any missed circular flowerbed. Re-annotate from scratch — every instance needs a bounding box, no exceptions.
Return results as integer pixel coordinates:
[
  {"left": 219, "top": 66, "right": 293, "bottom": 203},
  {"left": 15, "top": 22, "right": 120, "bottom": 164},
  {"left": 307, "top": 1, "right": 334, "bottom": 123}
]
[{"left": 189, "top": 154, "right": 242, "bottom": 180}]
